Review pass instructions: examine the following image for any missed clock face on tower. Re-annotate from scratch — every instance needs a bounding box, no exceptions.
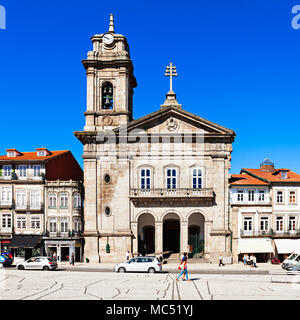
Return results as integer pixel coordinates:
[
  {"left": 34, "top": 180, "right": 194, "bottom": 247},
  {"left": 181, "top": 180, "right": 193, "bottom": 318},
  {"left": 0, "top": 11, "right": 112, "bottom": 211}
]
[{"left": 103, "top": 33, "right": 114, "bottom": 46}]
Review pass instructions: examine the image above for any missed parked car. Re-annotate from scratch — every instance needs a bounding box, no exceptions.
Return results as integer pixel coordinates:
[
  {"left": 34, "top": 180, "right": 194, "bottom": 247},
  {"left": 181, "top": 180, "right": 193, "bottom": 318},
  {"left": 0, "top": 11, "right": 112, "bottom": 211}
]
[
  {"left": 114, "top": 256, "right": 162, "bottom": 273},
  {"left": 0, "top": 254, "right": 13, "bottom": 267},
  {"left": 16, "top": 256, "right": 58, "bottom": 271},
  {"left": 286, "top": 262, "right": 300, "bottom": 272},
  {"left": 282, "top": 253, "right": 300, "bottom": 269}
]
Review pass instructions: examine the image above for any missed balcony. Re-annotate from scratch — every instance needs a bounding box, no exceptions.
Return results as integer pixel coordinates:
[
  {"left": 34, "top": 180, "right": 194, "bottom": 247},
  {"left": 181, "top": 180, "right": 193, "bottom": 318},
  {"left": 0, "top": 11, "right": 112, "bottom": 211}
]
[
  {"left": 130, "top": 188, "right": 214, "bottom": 200},
  {"left": 15, "top": 204, "right": 44, "bottom": 212},
  {"left": 0, "top": 202, "right": 13, "bottom": 209},
  {"left": 43, "top": 231, "right": 82, "bottom": 238},
  {"left": 240, "top": 229, "right": 300, "bottom": 238}
]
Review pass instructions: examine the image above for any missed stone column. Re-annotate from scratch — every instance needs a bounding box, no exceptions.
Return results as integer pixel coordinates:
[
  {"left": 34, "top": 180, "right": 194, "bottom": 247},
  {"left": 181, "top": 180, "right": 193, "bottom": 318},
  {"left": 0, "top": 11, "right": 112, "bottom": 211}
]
[
  {"left": 204, "top": 221, "right": 212, "bottom": 257},
  {"left": 155, "top": 221, "right": 163, "bottom": 254},
  {"left": 131, "top": 222, "right": 138, "bottom": 254},
  {"left": 180, "top": 221, "right": 189, "bottom": 253}
]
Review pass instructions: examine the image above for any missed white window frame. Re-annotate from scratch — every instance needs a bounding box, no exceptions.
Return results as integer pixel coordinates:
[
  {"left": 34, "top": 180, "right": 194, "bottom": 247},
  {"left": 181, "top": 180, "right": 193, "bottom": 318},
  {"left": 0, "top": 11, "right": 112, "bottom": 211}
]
[
  {"left": 276, "top": 216, "right": 284, "bottom": 232},
  {"left": 248, "top": 189, "right": 255, "bottom": 202},
  {"left": 166, "top": 168, "right": 178, "bottom": 189},
  {"left": 260, "top": 217, "right": 269, "bottom": 231},
  {"left": 16, "top": 189, "right": 27, "bottom": 209},
  {"left": 237, "top": 190, "right": 244, "bottom": 202},
  {"left": 30, "top": 216, "right": 41, "bottom": 229},
  {"left": 7, "top": 152, "right": 15, "bottom": 157},
  {"left": 289, "top": 216, "right": 296, "bottom": 231},
  {"left": 60, "top": 193, "right": 68, "bottom": 209},
  {"left": 74, "top": 219, "right": 81, "bottom": 232},
  {"left": 73, "top": 193, "right": 81, "bottom": 208},
  {"left": 1, "top": 213, "right": 12, "bottom": 231},
  {"left": 140, "top": 168, "right": 151, "bottom": 190},
  {"left": 61, "top": 218, "right": 69, "bottom": 234},
  {"left": 1, "top": 187, "right": 12, "bottom": 205},
  {"left": 289, "top": 191, "right": 296, "bottom": 204},
  {"left": 258, "top": 190, "right": 265, "bottom": 202},
  {"left": 37, "top": 151, "right": 46, "bottom": 157},
  {"left": 33, "top": 165, "right": 41, "bottom": 177},
  {"left": 30, "top": 190, "right": 41, "bottom": 210},
  {"left": 276, "top": 190, "right": 284, "bottom": 204},
  {"left": 3, "top": 165, "right": 11, "bottom": 177},
  {"left": 49, "top": 193, "right": 57, "bottom": 208},
  {"left": 49, "top": 218, "right": 57, "bottom": 234},
  {"left": 16, "top": 216, "right": 26, "bottom": 229},
  {"left": 18, "top": 165, "right": 27, "bottom": 178},
  {"left": 243, "top": 217, "right": 253, "bottom": 232},
  {"left": 192, "top": 168, "right": 202, "bottom": 189}
]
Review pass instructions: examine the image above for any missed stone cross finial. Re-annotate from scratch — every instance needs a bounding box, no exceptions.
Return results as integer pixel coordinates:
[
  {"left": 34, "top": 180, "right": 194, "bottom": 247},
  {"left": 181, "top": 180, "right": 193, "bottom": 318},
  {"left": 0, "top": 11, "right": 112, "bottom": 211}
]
[
  {"left": 165, "top": 62, "right": 178, "bottom": 93},
  {"left": 109, "top": 14, "right": 114, "bottom": 33}
]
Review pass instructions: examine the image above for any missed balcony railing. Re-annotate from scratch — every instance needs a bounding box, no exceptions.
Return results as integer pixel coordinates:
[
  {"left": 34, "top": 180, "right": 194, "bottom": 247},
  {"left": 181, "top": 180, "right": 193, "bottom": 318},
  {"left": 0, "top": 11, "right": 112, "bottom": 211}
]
[
  {"left": 130, "top": 188, "right": 214, "bottom": 199},
  {"left": 43, "top": 230, "right": 82, "bottom": 238},
  {"left": 240, "top": 229, "right": 300, "bottom": 238},
  {"left": 15, "top": 204, "right": 44, "bottom": 212}
]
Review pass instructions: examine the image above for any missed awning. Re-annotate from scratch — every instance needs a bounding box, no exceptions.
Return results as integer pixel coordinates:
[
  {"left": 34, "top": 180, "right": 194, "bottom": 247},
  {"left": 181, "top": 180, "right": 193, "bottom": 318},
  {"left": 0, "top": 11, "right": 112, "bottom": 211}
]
[
  {"left": 238, "top": 238, "right": 274, "bottom": 254},
  {"left": 274, "top": 239, "right": 300, "bottom": 254},
  {"left": 9, "top": 236, "right": 41, "bottom": 249}
]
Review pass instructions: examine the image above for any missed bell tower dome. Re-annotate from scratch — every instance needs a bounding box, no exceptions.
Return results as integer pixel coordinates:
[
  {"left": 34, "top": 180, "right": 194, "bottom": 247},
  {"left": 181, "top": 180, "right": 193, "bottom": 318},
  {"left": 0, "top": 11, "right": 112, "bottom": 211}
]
[{"left": 82, "top": 14, "right": 137, "bottom": 131}]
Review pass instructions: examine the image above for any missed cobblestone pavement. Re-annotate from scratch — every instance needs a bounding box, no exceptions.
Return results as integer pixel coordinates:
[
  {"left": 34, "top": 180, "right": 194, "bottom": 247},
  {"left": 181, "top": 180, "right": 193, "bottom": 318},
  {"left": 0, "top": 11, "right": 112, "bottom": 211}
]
[{"left": 1, "top": 269, "right": 300, "bottom": 300}]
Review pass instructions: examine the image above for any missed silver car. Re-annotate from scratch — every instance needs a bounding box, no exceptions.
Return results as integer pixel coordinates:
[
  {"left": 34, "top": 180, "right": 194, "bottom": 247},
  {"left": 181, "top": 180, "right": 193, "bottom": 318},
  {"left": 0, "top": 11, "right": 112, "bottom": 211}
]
[
  {"left": 114, "top": 256, "right": 162, "bottom": 273},
  {"left": 16, "top": 256, "right": 58, "bottom": 271}
]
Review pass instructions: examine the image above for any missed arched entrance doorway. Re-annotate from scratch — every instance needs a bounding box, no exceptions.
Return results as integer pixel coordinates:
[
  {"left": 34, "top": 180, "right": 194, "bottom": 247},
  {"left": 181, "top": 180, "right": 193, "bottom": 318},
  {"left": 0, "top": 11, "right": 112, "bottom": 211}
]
[
  {"left": 163, "top": 212, "right": 180, "bottom": 253},
  {"left": 138, "top": 213, "right": 155, "bottom": 255},
  {"left": 188, "top": 212, "right": 205, "bottom": 257}
]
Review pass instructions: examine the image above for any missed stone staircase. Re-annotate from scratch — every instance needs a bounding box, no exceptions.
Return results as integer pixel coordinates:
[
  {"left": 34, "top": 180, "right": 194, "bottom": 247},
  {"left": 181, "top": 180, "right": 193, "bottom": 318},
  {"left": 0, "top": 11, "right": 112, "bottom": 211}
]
[{"left": 163, "top": 252, "right": 211, "bottom": 264}]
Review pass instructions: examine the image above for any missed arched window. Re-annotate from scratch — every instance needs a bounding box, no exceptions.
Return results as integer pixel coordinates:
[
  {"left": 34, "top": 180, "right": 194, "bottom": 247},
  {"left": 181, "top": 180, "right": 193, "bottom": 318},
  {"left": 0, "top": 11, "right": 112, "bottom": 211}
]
[
  {"left": 102, "top": 82, "right": 113, "bottom": 109},
  {"left": 73, "top": 192, "right": 81, "bottom": 208},
  {"left": 140, "top": 168, "right": 151, "bottom": 189},
  {"left": 49, "top": 193, "right": 57, "bottom": 208},
  {"left": 192, "top": 168, "right": 202, "bottom": 189},
  {"left": 60, "top": 192, "right": 68, "bottom": 209}
]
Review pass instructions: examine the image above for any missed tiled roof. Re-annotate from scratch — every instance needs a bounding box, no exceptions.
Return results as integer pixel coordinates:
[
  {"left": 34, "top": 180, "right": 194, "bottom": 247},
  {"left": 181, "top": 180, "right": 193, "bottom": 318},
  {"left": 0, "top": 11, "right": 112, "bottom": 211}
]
[
  {"left": 242, "top": 168, "right": 300, "bottom": 183},
  {"left": 230, "top": 173, "right": 269, "bottom": 186},
  {"left": 0, "top": 150, "right": 69, "bottom": 161}
]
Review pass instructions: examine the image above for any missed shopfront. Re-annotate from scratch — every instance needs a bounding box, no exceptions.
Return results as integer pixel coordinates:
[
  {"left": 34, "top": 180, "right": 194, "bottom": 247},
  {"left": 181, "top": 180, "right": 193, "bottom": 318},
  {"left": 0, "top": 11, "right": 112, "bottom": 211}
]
[
  {"left": 0, "top": 239, "right": 11, "bottom": 255},
  {"left": 9, "top": 235, "right": 42, "bottom": 261},
  {"left": 238, "top": 238, "right": 274, "bottom": 262},
  {"left": 44, "top": 240, "right": 82, "bottom": 262},
  {"left": 274, "top": 239, "right": 300, "bottom": 262}
]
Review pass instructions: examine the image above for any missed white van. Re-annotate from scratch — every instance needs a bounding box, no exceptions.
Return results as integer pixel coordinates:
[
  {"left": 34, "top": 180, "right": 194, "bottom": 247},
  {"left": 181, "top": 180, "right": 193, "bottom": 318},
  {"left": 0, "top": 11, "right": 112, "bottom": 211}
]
[{"left": 282, "top": 252, "right": 300, "bottom": 269}]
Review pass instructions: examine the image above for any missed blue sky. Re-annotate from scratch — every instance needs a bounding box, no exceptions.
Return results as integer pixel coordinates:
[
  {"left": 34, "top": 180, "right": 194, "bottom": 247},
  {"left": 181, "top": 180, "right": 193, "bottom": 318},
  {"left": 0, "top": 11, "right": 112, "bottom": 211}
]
[{"left": 1, "top": 0, "right": 300, "bottom": 173}]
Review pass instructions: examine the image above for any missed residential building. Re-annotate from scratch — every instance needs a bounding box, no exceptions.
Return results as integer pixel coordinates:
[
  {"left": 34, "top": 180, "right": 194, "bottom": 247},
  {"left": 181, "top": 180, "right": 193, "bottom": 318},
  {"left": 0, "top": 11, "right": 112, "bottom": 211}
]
[
  {"left": 75, "top": 15, "right": 236, "bottom": 263},
  {"left": 0, "top": 148, "right": 83, "bottom": 261},
  {"left": 230, "top": 159, "right": 300, "bottom": 263}
]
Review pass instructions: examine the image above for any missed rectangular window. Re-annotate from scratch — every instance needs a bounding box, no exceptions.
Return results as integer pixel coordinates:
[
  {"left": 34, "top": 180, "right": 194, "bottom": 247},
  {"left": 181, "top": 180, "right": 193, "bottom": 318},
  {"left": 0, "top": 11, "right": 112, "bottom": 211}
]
[
  {"left": 61, "top": 219, "right": 68, "bottom": 233},
  {"left": 243, "top": 217, "right": 253, "bottom": 231},
  {"left": 33, "top": 165, "right": 41, "bottom": 177},
  {"left": 237, "top": 190, "right": 244, "bottom": 202},
  {"left": 18, "top": 165, "right": 27, "bottom": 177},
  {"left": 260, "top": 217, "right": 269, "bottom": 231},
  {"left": 1, "top": 187, "right": 12, "bottom": 205},
  {"left": 16, "top": 189, "right": 27, "bottom": 209},
  {"left": 248, "top": 190, "right": 255, "bottom": 202},
  {"left": 166, "top": 168, "right": 177, "bottom": 189},
  {"left": 3, "top": 165, "right": 11, "bottom": 177},
  {"left": 1, "top": 214, "right": 12, "bottom": 229},
  {"left": 140, "top": 169, "right": 151, "bottom": 189},
  {"left": 276, "top": 191, "right": 283, "bottom": 203},
  {"left": 276, "top": 217, "right": 284, "bottom": 231},
  {"left": 49, "top": 219, "right": 57, "bottom": 233},
  {"left": 289, "top": 191, "right": 296, "bottom": 204},
  {"left": 31, "top": 216, "right": 41, "bottom": 229},
  {"left": 30, "top": 191, "right": 41, "bottom": 209},
  {"left": 74, "top": 219, "right": 81, "bottom": 232},
  {"left": 192, "top": 168, "right": 202, "bottom": 189},
  {"left": 289, "top": 217, "right": 296, "bottom": 231},
  {"left": 258, "top": 190, "right": 265, "bottom": 202},
  {"left": 37, "top": 151, "right": 45, "bottom": 157},
  {"left": 17, "top": 217, "right": 26, "bottom": 229}
]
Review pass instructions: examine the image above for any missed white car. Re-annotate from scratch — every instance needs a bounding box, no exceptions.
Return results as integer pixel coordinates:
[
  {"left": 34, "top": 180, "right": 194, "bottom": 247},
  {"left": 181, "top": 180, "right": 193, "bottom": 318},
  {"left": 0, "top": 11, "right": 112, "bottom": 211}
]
[
  {"left": 114, "top": 256, "right": 162, "bottom": 273},
  {"left": 16, "top": 256, "right": 58, "bottom": 271}
]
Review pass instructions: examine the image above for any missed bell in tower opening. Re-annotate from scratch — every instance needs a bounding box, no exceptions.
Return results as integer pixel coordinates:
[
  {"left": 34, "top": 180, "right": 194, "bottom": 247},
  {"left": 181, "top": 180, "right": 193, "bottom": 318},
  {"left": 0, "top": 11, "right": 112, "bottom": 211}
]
[{"left": 102, "top": 82, "right": 113, "bottom": 109}]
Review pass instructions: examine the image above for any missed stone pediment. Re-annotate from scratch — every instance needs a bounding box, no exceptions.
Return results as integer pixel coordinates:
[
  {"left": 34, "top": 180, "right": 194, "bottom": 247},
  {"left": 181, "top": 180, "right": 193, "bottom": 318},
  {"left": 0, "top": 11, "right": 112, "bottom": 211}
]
[{"left": 117, "top": 106, "right": 235, "bottom": 138}]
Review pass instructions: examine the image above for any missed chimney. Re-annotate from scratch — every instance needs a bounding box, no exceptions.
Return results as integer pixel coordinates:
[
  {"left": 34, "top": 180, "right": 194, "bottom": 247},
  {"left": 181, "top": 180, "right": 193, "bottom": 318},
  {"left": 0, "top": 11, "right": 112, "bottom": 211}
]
[{"left": 260, "top": 158, "right": 275, "bottom": 172}]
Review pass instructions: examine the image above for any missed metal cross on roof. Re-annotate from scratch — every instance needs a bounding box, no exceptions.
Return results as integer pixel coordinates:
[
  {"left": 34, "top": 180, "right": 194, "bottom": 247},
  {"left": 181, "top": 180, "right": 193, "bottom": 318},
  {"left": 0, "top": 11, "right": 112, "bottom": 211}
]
[{"left": 165, "top": 62, "right": 178, "bottom": 93}]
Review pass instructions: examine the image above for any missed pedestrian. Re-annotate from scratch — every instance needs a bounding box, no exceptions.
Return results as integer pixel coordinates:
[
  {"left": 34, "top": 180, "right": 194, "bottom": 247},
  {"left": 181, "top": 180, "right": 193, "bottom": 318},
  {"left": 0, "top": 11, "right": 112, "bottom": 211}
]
[
  {"left": 219, "top": 255, "right": 225, "bottom": 267},
  {"left": 253, "top": 255, "right": 257, "bottom": 268},
  {"left": 126, "top": 251, "right": 130, "bottom": 261},
  {"left": 176, "top": 252, "right": 190, "bottom": 281},
  {"left": 70, "top": 252, "right": 75, "bottom": 266},
  {"left": 250, "top": 254, "right": 254, "bottom": 267},
  {"left": 53, "top": 252, "right": 57, "bottom": 261},
  {"left": 131, "top": 253, "right": 135, "bottom": 258},
  {"left": 246, "top": 254, "right": 250, "bottom": 265},
  {"left": 243, "top": 254, "right": 247, "bottom": 266},
  {"left": 159, "top": 252, "right": 163, "bottom": 264}
]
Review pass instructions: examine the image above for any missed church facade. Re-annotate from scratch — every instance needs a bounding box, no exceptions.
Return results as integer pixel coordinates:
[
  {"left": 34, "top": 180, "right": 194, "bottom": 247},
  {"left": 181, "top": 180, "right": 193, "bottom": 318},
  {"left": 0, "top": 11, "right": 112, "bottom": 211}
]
[{"left": 75, "top": 15, "right": 236, "bottom": 263}]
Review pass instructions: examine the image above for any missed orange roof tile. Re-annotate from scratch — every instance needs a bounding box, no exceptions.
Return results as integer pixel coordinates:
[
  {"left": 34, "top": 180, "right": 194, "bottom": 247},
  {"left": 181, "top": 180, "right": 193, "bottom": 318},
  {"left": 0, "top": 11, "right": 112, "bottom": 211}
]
[
  {"left": 0, "top": 150, "right": 69, "bottom": 162},
  {"left": 230, "top": 173, "right": 269, "bottom": 186},
  {"left": 242, "top": 168, "right": 300, "bottom": 183}
]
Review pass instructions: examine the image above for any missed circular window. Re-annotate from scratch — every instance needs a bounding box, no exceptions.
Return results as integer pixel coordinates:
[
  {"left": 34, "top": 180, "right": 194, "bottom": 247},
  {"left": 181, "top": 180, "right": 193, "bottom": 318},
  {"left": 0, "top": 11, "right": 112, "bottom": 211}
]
[
  {"left": 104, "top": 174, "right": 111, "bottom": 184},
  {"left": 104, "top": 206, "right": 111, "bottom": 216}
]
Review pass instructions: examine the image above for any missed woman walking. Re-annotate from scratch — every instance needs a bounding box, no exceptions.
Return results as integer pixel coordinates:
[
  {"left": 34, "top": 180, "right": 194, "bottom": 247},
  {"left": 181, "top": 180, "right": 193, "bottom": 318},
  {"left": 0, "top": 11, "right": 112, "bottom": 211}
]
[{"left": 176, "top": 253, "right": 190, "bottom": 281}]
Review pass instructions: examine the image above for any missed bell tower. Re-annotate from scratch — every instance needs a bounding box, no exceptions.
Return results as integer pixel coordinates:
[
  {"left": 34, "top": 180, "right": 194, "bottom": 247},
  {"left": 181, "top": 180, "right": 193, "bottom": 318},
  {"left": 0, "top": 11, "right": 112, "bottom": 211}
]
[{"left": 82, "top": 14, "right": 137, "bottom": 131}]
